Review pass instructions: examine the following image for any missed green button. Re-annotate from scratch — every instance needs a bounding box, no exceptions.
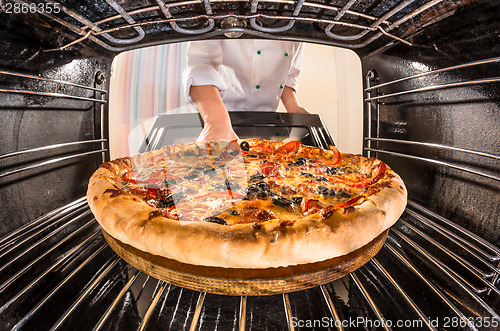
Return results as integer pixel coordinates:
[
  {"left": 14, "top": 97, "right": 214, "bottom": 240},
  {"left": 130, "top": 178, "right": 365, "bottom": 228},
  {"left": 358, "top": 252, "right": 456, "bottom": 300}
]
[
  {"left": 284, "top": 52, "right": 289, "bottom": 56},
  {"left": 256, "top": 85, "right": 260, "bottom": 89},
  {"left": 279, "top": 85, "right": 284, "bottom": 89},
  {"left": 257, "top": 50, "right": 261, "bottom": 55}
]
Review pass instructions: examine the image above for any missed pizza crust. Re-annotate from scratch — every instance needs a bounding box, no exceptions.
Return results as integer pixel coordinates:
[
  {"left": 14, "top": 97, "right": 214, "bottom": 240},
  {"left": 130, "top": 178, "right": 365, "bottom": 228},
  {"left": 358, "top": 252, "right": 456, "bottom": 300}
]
[{"left": 87, "top": 155, "right": 407, "bottom": 268}]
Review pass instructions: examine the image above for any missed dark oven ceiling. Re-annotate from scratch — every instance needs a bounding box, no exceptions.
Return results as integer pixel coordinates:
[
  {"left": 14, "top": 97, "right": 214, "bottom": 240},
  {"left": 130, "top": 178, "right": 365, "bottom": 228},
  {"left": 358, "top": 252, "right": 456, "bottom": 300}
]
[{"left": 3, "top": 0, "right": 477, "bottom": 56}]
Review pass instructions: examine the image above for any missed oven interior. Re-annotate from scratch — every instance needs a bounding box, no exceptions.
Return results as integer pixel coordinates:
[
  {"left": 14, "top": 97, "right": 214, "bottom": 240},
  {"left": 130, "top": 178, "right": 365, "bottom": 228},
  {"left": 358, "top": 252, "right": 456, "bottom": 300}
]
[{"left": 0, "top": 0, "right": 499, "bottom": 330}]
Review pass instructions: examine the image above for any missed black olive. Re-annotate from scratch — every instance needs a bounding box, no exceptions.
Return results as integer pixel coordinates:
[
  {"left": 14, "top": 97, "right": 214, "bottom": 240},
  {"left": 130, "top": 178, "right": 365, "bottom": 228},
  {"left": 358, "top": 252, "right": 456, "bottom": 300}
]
[
  {"left": 272, "top": 196, "right": 293, "bottom": 207},
  {"left": 246, "top": 184, "right": 259, "bottom": 195},
  {"left": 240, "top": 141, "right": 250, "bottom": 151},
  {"left": 291, "top": 197, "right": 303, "bottom": 204},
  {"left": 157, "top": 193, "right": 178, "bottom": 208},
  {"left": 217, "top": 164, "right": 228, "bottom": 169},
  {"left": 158, "top": 195, "right": 173, "bottom": 208},
  {"left": 316, "top": 175, "right": 329, "bottom": 182},
  {"left": 182, "top": 173, "right": 198, "bottom": 180},
  {"left": 247, "top": 154, "right": 258, "bottom": 158},
  {"left": 288, "top": 157, "right": 306, "bottom": 167},
  {"left": 249, "top": 173, "right": 265, "bottom": 182},
  {"left": 316, "top": 185, "right": 329, "bottom": 194},
  {"left": 326, "top": 167, "right": 340, "bottom": 175},
  {"left": 257, "top": 191, "right": 269, "bottom": 199},
  {"left": 229, "top": 209, "right": 240, "bottom": 216},
  {"left": 122, "top": 181, "right": 129, "bottom": 186},
  {"left": 336, "top": 189, "right": 351, "bottom": 198},
  {"left": 162, "top": 178, "right": 177, "bottom": 187},
  {"left": 203, "top": 168, "right": 217, "bottom": 176},
  {"left": 300, "top": 172, "right": 315, "bottom": 178},
  {"left": 256, "top": 181, "right": 270, "bottom": 192},
  {"left": 203, "top": 216, "right": 227, "bottom": 225}
]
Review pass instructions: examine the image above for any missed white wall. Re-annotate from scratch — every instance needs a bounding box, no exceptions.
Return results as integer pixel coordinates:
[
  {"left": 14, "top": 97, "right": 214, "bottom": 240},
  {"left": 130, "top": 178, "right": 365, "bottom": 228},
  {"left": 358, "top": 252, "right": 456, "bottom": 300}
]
[{"left": 280, "top": 44, "right": 363, "bottom": 154}]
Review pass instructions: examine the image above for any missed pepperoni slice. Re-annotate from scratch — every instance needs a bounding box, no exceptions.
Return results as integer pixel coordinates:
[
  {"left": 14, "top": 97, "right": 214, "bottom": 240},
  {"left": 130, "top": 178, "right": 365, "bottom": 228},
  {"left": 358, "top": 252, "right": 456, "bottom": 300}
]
[{"left": 261, "top": 162, "right": 281, "bottom": 178}]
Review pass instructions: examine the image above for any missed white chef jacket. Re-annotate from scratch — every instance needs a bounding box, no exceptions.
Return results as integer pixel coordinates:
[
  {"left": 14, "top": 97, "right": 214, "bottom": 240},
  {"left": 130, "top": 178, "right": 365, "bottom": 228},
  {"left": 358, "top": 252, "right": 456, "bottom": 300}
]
[{"left": 183, "top": 40, "right": 304, "bottom": 112}]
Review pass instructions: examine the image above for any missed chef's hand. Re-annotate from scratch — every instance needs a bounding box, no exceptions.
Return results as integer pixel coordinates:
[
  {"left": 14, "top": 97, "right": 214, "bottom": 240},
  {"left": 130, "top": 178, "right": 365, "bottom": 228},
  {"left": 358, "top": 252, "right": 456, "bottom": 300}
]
[
  {"left": 281, "top": 86, "right": 310, "bottom": 114},
  {"left": 190, "top": 85, "right": 239, "bottom": 142},
  {"left": 197, "top": 122, "right": 239, "bottom": 142}
]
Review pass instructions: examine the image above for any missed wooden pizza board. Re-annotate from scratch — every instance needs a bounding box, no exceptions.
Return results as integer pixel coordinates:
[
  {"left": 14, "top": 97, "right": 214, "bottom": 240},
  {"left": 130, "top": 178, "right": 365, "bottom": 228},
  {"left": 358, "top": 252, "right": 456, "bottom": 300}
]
[{"left": 103, "top": 229, "right": 388, "bottom": 296}]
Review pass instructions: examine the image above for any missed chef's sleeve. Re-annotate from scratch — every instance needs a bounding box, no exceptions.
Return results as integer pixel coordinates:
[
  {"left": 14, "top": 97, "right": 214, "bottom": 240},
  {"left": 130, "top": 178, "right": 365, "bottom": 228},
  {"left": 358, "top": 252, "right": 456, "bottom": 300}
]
[
  {"left": 284, "top": 42, "right": 304, "bottom": 91},
  {"left": 182, "top": 40, "right": 227, "bottom": 103}
]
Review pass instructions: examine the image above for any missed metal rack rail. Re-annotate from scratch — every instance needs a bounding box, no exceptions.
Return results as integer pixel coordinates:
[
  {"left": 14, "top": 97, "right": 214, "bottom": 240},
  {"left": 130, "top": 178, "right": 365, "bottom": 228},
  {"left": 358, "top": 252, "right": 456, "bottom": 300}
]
[
  {"left": 0, "top": 197, "right": 498, "bottom": 330},
  {"left": 10, "top": 0, "right": 452, "bottom": 52},
  {"left": 0, "top": 69, "right": 107, "bottom": 104}
]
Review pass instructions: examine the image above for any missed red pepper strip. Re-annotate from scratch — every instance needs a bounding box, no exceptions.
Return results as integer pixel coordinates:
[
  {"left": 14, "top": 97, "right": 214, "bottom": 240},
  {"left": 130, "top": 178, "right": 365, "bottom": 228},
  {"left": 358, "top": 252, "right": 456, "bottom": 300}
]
[
  {"left": 194, "top": 190, "right": 245, "bottom": 200},
  {"left": 349, "top": 162, "right": 386, "bottom": 188},
  {"left": 328, "top": 145, "right": 340, "bottom": 165},
  {"left": 333, "top": 195, "right": 363, "bottom": 209},
  {"left": 274, "top": 140, "right": 300, "bottom": 155}
]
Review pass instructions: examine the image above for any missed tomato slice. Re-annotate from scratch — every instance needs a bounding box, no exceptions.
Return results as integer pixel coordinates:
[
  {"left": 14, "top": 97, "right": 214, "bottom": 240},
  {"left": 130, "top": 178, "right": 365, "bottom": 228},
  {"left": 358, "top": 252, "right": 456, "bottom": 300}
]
[
  {"left": 274, "top": 140, "right": 300, "bottom": 155},
  {"left": 301, "top": 198, "right": 324, "bottom": 214},
  {"left": 122, "top": 171, "right": 136, "bottom": 183},
  {"left": 147, "top": 188, "right": 158, "bottom": 199}
]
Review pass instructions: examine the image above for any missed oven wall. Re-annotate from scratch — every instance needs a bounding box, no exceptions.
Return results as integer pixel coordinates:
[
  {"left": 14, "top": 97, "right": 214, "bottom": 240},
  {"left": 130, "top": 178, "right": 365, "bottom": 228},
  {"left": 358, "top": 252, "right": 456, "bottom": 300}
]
[
  {"left": 0, "top": 13, "right": 112, "bottom": 236},
  {"left": 361, "top": 2, "right": 500, "bottom": 245}
]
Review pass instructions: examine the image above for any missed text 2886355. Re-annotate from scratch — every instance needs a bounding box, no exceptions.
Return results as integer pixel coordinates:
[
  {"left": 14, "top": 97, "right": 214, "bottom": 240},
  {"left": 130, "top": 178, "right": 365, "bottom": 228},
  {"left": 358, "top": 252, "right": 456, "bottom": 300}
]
[{"left": 1, "top": 1, "right": 61, "bottom": 14}]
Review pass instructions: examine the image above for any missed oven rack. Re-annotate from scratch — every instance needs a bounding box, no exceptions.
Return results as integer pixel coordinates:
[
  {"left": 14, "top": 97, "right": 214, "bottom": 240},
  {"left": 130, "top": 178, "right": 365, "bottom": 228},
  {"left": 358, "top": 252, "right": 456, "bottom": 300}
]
[
  {"left": 0, "top": 140, "right": 107, "bottom": 180},
  {"left": 364, "top": 55, "right": 500, "bottom": 182},
  {"left": 0, "top": 197, "right": 498, "bottom": 330},
  {"left": 0, "top": 68, "right": 108, "bottom": 171},
  {"left": 0, "top": 70, "right": 107, "bottom": 106},
  {"left": 10, "top": 0, "right": 456, "bottom": 52}
]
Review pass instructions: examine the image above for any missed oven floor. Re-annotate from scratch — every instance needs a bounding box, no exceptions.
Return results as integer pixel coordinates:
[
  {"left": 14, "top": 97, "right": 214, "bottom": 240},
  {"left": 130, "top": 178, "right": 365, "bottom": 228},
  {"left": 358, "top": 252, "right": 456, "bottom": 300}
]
[{"left": 0, "top": 197, "right": 498, "bottom": 330}]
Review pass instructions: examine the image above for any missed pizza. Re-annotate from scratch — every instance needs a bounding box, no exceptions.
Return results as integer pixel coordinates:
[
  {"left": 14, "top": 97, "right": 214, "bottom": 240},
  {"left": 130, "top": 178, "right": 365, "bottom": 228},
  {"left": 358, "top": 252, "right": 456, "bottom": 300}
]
[{"left": 87, "top": 139, "right": 407, "bottom": 269}]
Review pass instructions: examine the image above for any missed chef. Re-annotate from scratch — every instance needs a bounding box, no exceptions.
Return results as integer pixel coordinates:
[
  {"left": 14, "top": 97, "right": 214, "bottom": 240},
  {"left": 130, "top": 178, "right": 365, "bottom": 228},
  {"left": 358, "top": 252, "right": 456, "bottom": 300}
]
[{"left": 183, "top": 39, "right": 309, "bottom": 141}]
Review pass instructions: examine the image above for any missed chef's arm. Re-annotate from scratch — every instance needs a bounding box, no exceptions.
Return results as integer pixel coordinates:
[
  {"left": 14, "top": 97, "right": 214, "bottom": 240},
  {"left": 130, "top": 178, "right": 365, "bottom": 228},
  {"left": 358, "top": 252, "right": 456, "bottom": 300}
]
[
  {"left": 281, "top": 86, "right": 310, "bottom": 114},
  {"left": 190, "top": 85, "right": 239, "bottom": 142}
]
